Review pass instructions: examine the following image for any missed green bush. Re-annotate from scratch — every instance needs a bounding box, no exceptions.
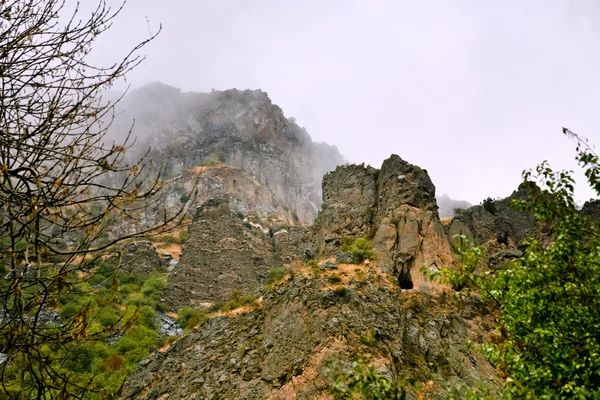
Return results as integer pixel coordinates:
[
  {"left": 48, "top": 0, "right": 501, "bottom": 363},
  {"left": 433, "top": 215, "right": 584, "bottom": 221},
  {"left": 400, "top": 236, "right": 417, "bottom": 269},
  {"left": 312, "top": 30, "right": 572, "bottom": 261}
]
[
  {"left": 327, "top": 274, "right": 342, "bottom": 284},
  {"left": 201, "top": 153, "right": 221, "bottom": 166},
  {"left": 59, "top": 302, "right": 83, "bottom": 320},
  {"left": 178, "top": 229, "right": 188, "bottom": 244},
  {"left": 481, "top": 197, "right": 496, "bottom": 214},
  {"left": 95, "top": 307, "right": 120, "bottom": 328},
  {"left": 176, "top": 306, "right": 209, "bottom": 330},
  {"left": 221, "top": 290, "right": 257, "bottom": 312},
  {"left": 341, "top": 237, "right": 376, "bottom": 264},
  {"left": 360, "top": 329, "right": 377, "bottom": 346},
  {"left": 140, "top": 273, "right": 166, "bottom": 301},
  {"left": 332, "top": 361, "right": 407, "bottom": 399},
  {"left": 266, "top": 267, "right": 286, "bottom": 284}
]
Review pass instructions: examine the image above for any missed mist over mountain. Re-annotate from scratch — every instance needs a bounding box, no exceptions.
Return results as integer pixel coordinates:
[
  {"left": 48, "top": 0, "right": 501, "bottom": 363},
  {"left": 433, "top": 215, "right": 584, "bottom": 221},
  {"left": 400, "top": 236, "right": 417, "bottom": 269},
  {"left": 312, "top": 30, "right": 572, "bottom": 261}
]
[
  {"left": 436, "top": 193, "right": 473, "bottom": 218},
  {"left": 109, "top": 82, "right": 346, "bottom": 223}
]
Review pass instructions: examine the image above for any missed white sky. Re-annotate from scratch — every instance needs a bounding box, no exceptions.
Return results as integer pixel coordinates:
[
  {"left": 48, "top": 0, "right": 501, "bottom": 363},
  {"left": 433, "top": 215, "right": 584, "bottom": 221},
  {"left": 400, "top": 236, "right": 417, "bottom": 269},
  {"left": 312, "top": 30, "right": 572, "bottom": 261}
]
[{"left": 82, "top": 0, "right": 599, "bottom": 204}]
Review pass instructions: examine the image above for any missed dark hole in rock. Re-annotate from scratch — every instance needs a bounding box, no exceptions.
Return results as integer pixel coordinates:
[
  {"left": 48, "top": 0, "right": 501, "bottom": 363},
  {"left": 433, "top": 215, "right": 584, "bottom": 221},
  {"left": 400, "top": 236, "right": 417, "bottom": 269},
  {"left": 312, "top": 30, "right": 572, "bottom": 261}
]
[{"left": 398, "top": 271, "right": 413, "bottom": 289}]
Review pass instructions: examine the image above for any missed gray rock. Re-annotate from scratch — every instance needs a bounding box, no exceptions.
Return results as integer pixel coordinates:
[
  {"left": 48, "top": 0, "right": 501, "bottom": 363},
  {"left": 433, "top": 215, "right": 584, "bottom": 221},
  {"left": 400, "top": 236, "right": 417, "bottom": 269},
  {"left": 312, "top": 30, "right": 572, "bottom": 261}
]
[
  {"left": 319, "top": 261, "right": 338, "bottom": 270},
  {"left": 335, "top": 252, "right": 353, "bottom": 264}
]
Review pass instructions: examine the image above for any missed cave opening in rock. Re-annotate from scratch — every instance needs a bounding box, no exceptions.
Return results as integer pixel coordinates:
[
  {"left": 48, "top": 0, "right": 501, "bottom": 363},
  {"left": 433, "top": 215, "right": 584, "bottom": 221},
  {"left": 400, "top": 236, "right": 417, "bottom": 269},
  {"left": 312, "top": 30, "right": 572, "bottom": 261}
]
[{"left": 398, "top": 271, "right": 414, "bottom": 289}]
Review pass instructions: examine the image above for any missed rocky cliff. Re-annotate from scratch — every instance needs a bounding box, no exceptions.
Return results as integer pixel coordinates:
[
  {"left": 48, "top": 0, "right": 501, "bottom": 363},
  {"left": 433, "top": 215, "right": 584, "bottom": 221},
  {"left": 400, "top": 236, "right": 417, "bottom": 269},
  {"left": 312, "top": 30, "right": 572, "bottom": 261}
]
[
  {"left": 112, "top": 83, "right": 345, "bottom": 224},
  {"left": 305, "top": 155, "right": 453, "bottom": 290}
]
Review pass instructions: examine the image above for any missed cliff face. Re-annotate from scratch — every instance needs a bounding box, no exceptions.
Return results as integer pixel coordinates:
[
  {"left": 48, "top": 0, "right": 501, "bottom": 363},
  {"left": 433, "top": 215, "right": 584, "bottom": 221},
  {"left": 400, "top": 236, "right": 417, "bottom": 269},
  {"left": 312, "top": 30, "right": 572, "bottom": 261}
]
[
  {"left": 121, "top": 152, "right": 506, "bottom": 398},
  {"left": 305, "top": 155, "right": 453, "bottom": 289},
  {"left": 112, "top": 83, "right": 345, "bottom": 224}
]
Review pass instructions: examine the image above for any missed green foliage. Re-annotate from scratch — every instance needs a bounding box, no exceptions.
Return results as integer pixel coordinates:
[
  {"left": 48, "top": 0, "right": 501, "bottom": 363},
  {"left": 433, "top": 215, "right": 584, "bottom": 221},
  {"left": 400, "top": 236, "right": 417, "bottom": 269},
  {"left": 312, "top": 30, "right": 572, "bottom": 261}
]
[
  {"left": 332, "top": 361, "right": 407, "bottom": 400},
  {"left": 341, "top": 237, "right": 376, "bottom": 264},
  {"left": 201, "top": 152, "right": 222, "bottom": 166},
  {"left": 425, "top": 131, "right": 600, "bottom": 398},
  {"left": 1, "top": 267, "right": 168, "bottom": 399},
  {"left": 327, "top": 274, "right": 342, "bottom": 284},
  {"left": 220, "top": 290, "right": 258, "bottom": 312},
  {"left": 176, "top": 306, "right": 209, "bottom": 330},
  {"left": 481, "top": 197, "right": 497, "bottom": 214},
  {"left": 292, "top": 211, "right": 299, "bottom": 223},
  {"left": 243, "top": 221, "right": 252, "bottom": 229},
  {"left": 360, "top": 329, "right": 377, "bottom": 346},
  {"left": 179, "top": 229, "right": 188, "bottom": 244},
  {"left": 266, "top": 267, "right": 286, "bottom": 284},
  {"left": 141, "top": 273, "right": 167, "bottom": 301},
  {"left": 307, "top": 259, "right": 319, "bottom": 268}
]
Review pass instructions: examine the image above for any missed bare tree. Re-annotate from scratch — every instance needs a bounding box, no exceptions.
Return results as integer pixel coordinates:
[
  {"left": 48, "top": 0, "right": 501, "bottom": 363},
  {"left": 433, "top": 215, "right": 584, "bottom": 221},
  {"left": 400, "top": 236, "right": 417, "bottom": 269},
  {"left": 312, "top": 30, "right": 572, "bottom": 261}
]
[{"left": 0, "top": 1, "right": 195, "bottom": 398}]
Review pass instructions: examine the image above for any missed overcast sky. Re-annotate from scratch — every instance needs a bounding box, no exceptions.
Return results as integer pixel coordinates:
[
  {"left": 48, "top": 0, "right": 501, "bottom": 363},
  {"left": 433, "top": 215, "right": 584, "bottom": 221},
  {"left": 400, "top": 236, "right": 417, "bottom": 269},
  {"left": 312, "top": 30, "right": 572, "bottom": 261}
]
[{"left": 84, "top": 0, "right": 599, "bottom": 204}]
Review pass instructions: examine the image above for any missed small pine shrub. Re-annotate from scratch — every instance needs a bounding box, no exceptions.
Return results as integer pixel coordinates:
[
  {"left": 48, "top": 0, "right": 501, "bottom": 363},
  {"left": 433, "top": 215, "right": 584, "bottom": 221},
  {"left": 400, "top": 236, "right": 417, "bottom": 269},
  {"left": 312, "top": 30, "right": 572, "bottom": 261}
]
[
  {"left": 341, "top": 238, "right": 376, "bottom": 264},
  {"left": 266, "top": 267, "right": 286, "bottom": 284},
  {"left": 201, "top": 153, "right": 221, "bottom": 166},
  {"left": 176, "top": 306, "right": 209, "bottom": 330}
]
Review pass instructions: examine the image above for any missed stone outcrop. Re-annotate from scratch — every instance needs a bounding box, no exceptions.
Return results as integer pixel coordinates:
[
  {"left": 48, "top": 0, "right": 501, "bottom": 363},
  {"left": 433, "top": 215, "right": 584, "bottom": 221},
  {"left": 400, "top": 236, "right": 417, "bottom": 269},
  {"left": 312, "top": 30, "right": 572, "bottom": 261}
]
[
  {"left": 446, "top": 184, "right": 539, "bottom": 249},
  {"left": 124, "top": 271, "right": 500, "bottom": 399},
  {"left": 112, "top": 83, "right": 345, "bottom": 224},
  {"left": 164, "top": 198, "right": 279, "bottom": 310},
  {"left": 111, "top": 241, "right": 165, "bottom": 275},
  {"left": 306, "top": 155, "right": 453, "bottom": 289}
]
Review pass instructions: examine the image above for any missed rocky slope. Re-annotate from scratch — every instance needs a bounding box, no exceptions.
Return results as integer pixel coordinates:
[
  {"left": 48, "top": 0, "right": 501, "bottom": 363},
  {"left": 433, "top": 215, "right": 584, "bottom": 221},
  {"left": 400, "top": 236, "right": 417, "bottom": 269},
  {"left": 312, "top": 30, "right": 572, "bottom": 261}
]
[
  {"left": 124, "top": 266, "right": 500, "bottom": 400},
  {"left": 111, "top": 83, "right": 345, "bottom": 224},
  {"left": 122, "top": 154, "right": 506, "bottom": 398},
  {"left": 164, "top": 197, "right": 304, "bottom": 309}
]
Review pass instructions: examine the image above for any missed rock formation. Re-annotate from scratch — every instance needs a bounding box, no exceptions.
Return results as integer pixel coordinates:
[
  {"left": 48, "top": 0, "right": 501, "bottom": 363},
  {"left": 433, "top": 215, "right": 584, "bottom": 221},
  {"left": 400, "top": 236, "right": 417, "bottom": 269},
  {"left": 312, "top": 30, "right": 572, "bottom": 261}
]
[
  {"left": 111, "top": 83, "right": 345, "bottom": 224},
  {"left": 306, "top": 155, "right": 453, "bottom": 289},
  {"left": 446, "top": 184, "right": 539, "bottom": 249},
  {"left": 164, "top": 198, "right": 279, "bottom": 309}
]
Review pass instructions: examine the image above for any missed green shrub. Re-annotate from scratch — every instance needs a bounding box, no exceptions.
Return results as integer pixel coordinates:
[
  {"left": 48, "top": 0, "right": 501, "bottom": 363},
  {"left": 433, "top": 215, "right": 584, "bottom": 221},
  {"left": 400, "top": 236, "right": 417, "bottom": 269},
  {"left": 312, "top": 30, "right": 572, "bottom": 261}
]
[
  {"left": 360, "top": 329, "right": 377, "bottom": 346},
  {"left": 341, "top": 237, "right": 376, "bottom": 264},
  {"left": 139, "top": 306, "right": 157, "bottom": 330},
  {"left": 95, "top": 307, "right": 120, "bottom": 327},
  {"left": 221, "top": 290, "right": 257, "bottom": 312},
  {"left": 141, "top": 273, "right": 166, "bottom": 301},
  {"left": 266, "top": 267, "right": 286, "bottom": 284},
  {"left": 201, "top": 153, "right": 221, "bottom": 166},
  {"left": 407, "top": 296, "right": 425, "bottom": 314},
  {"left": 243, "top": 221, "right": 252, "bottom": 229},
  {"left": 59, "top": 302, "right": 83, "bottom": 320},
  {"left": 327, "top": 274, "right": 342, "bottom": 284},
  {"left": 178, "top": 229, "right": 188, "bottom": 244},
  {"left": 176, "top": 306, "right": 209, "bottom": 330},
  {"left": 332, "top": 361, "right": 407, "bottom": 399},
  {"left": 481, "top": 197, "right": 496, "bottom": 214}
]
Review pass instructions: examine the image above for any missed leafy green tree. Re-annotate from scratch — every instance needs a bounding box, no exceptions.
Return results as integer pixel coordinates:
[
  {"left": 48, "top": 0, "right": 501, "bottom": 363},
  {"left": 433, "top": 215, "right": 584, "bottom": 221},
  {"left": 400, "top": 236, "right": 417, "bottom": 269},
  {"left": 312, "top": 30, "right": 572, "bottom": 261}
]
[{"left": 427, "top": 129, "right": 600, "bottom": 398}]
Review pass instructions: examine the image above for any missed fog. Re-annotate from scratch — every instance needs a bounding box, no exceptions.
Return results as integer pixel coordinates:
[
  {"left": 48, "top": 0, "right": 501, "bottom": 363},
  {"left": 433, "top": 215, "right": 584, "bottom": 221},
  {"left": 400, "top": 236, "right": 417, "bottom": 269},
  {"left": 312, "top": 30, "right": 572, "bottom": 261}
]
[{"left": 82, "top": 0, "right": 599, "bottom": 204}]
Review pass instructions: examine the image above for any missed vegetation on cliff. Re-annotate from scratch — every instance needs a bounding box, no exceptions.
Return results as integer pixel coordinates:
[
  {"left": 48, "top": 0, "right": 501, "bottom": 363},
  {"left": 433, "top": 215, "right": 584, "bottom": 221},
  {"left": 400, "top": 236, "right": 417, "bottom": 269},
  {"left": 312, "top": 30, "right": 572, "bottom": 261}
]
[{"left": 426, "top": 130, "right": 600, "bottom": 398}]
